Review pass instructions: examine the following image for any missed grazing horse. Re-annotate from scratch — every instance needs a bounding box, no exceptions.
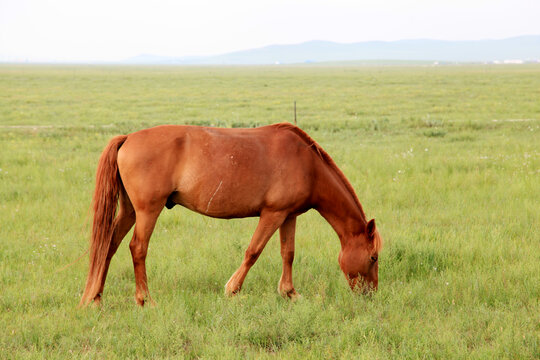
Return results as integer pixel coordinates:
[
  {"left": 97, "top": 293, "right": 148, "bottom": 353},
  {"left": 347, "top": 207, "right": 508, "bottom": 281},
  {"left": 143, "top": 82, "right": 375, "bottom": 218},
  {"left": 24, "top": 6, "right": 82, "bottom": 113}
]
[{"left": 80, "top": 123, "right": 382, "bottom": 307}]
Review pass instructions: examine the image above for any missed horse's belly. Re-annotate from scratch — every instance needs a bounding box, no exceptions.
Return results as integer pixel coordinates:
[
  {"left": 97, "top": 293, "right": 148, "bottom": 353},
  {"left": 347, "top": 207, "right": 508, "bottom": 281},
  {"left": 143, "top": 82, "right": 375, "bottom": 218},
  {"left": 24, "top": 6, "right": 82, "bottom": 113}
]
[
  {"left": 171, "top": 174, "right": 267, "bottom": 218},
  {"left": 169, "top": 131, "right": 312, "bottom": 218}
]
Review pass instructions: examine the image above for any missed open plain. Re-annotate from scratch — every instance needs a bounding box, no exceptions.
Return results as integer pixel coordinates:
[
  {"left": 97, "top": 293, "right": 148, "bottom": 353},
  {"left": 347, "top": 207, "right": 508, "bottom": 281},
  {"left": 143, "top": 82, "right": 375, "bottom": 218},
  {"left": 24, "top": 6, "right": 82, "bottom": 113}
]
[{"left": 0, "top": 64, "right": 539, "bottom": 358}]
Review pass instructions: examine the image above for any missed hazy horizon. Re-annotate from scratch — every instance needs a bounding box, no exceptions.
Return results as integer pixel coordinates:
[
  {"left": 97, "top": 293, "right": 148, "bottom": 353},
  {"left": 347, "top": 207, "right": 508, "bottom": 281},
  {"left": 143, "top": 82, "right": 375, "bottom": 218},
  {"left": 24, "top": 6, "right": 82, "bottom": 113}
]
[{"left": 1, "top": 0, "right": 539, "bottom": 62}]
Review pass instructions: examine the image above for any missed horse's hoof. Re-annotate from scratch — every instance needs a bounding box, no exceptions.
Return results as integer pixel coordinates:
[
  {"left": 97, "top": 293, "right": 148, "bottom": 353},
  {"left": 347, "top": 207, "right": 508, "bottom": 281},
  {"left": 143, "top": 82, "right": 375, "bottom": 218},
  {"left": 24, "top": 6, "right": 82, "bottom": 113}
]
[
  {"left": 135, "top": 295, "right": 156, "bottom": 307},
  {"left": 279, "top": 288, "right": 302, "bottom": 301},
  {"left": 224, "top": 278, "right": 242, "bottom": 297},
  {"left": 88, "top": 294, "right": 102, "bottom": 308},
  {"left": 224, "top": 286, "right": 241, "bottom": 297},
  {"left": 288, "top": 291, "right": 302, "bottom": 301}
]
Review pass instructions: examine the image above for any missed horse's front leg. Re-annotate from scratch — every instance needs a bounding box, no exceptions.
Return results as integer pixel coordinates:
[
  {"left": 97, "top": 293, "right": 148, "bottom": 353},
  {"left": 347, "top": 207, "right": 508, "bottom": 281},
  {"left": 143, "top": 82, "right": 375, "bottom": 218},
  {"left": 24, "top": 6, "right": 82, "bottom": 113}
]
[
  {"left": 225, "top": 210, "right": 288, "bottom": 296},
  {"left": 278, "top": 216, "right": 301, "bottom": 300}
]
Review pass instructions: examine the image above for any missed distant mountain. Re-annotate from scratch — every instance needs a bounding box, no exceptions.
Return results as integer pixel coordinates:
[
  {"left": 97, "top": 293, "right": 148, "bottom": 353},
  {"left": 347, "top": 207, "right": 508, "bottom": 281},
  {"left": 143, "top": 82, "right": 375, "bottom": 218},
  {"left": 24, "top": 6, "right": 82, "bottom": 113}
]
[{"left": 124, "top": 36, "right": 540, "bottom": 65}]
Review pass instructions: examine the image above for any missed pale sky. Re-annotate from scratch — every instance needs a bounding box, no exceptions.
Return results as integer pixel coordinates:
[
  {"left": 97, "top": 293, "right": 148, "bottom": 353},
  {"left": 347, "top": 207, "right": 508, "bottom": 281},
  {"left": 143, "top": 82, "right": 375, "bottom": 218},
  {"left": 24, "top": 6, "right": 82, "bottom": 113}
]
[{"left": 1, "top": 0, "right": 539, "bottom": 62}]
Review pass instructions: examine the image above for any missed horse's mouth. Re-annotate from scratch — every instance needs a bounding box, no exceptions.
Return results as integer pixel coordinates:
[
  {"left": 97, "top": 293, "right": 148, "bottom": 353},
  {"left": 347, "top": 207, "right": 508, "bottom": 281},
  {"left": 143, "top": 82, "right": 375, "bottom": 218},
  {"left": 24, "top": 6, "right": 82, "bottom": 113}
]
[{"left": 346, "top": 274, "right": 377, "bottom": 294}]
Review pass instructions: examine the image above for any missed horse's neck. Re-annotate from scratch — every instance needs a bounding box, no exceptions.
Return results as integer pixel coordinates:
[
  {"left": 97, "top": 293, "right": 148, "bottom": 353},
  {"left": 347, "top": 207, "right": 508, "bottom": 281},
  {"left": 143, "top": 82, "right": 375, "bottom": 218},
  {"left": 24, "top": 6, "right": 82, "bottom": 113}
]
[{"left": 314, "top": 164, "right": 366, "bottom": 246}]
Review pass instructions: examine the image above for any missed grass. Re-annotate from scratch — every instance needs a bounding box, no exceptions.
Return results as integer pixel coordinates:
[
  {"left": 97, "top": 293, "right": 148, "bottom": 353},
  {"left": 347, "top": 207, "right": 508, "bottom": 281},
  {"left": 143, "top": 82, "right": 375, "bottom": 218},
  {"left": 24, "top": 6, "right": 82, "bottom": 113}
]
[{"left": 0, "top": 64, "right": 539, "bottom": 359}]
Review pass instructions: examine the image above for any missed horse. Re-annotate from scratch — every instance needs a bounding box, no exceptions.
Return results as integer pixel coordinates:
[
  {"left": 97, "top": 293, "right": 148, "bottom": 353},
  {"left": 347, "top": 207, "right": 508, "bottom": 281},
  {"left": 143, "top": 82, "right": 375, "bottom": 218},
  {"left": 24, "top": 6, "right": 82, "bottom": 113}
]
[{"left": 80, "top": 123, "right": 382, "bottom": 307}]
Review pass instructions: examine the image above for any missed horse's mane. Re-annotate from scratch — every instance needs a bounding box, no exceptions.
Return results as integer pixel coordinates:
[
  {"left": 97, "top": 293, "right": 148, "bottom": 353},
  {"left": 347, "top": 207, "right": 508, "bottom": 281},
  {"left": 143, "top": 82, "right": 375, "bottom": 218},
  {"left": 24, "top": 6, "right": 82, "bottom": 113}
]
[{"left": 273, "top": 123, "right": 368, "bottom": 224}]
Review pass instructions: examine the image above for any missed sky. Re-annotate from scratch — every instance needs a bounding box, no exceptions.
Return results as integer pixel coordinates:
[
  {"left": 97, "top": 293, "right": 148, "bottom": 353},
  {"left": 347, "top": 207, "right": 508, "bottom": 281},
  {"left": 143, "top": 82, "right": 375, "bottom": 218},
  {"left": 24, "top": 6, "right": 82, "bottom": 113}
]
[{"left": 1, "top": 0, "right": 539, "bottom": 62}]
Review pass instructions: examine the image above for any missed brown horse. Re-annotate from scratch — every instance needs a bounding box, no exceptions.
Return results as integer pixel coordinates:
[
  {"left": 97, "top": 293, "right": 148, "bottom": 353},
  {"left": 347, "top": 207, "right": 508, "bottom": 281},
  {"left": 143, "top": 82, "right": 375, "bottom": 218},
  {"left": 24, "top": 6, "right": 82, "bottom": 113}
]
[{"left": 80, "top": 123, "right": 382, "bottom": 307}]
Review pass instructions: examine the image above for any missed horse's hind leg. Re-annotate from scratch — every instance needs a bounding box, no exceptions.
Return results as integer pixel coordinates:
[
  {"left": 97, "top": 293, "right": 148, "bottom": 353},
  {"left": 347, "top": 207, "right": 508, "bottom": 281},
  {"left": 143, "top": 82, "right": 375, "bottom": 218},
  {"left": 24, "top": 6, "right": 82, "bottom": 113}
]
[
  {"left": 129, "top": 207, "right": 162, "bottom": 306},
  {"left": 94, "top": 189, "right": 136, "bottom": 305},
  {"left": 278, "top": 216, "right": 300, "bottom": 300},
  {"left": 225, "top": 210, "right": 288, "bottom": 296}
]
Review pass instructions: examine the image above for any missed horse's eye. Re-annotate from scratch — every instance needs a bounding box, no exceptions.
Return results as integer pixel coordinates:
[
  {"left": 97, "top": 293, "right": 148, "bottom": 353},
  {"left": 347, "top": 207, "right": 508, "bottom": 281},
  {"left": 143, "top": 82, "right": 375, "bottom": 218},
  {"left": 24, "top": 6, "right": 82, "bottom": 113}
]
[{"left": 370, "top": 256, "right": 378, "bottom": 263}]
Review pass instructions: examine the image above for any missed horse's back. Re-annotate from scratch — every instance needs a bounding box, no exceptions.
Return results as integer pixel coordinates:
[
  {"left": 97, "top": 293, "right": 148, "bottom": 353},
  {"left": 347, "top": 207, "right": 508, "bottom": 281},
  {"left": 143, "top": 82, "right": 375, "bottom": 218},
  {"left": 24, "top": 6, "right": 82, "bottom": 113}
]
[{"left": 117, "top": 124, "right": 316, "bottom": 217}]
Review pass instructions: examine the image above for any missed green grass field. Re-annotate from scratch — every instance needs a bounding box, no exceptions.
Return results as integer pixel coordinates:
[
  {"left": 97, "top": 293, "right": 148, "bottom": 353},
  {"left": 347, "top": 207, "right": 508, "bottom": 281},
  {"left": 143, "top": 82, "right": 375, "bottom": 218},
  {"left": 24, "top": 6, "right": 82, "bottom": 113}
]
[{"left": 1, "top": 64, "right": 539, "bottom": 359}]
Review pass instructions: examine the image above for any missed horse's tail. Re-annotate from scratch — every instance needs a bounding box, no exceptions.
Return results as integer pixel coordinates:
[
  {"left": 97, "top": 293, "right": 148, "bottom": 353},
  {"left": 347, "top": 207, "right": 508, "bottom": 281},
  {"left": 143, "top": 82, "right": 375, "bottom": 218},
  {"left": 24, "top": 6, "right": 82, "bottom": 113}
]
[{"left": 80, "top": 135, "right": 128, "bottom": 307}]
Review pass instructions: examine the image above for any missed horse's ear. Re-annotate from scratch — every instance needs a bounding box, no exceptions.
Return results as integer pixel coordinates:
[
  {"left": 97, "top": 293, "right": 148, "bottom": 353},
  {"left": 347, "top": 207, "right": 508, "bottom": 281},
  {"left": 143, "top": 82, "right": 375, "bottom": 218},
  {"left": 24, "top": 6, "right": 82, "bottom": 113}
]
[{"left": 366, "top": 219, "right": 376, "bottom": 239}]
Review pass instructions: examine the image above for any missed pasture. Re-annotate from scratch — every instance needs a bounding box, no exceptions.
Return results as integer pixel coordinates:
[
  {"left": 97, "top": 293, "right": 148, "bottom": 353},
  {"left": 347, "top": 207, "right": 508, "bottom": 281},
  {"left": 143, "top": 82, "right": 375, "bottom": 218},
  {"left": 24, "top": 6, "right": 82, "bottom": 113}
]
[{"left": 0, "top": 64, "right": 539, "bottom": 358}]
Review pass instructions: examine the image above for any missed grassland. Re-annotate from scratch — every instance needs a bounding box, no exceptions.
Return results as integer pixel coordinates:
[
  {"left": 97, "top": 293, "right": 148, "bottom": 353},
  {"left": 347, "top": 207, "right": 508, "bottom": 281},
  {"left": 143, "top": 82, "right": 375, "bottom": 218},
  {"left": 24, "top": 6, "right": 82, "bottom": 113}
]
[{"left": 0, "top": 64, "right": 539, "bottom": 359}]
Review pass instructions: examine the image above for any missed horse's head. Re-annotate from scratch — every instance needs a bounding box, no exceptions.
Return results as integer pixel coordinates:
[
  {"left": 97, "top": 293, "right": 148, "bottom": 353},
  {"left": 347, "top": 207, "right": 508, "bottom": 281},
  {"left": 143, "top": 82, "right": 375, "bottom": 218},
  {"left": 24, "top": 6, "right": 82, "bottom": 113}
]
[{"left": 338, "top": 219, "right": 382, "bottom": 294}]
